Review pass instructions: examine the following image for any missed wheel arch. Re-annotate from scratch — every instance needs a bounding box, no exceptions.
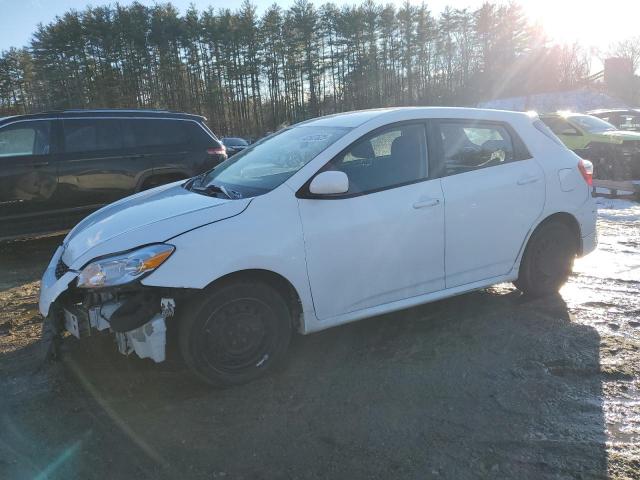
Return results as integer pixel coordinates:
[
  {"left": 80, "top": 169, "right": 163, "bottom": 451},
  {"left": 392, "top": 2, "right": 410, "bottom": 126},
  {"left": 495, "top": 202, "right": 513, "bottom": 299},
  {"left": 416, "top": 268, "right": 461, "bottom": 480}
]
[
  {"left": 519, "top": 211, "right": 583, "bottom": 267},
  {"left": 203, "top": 269, "right": 303, "bottom": 331}
]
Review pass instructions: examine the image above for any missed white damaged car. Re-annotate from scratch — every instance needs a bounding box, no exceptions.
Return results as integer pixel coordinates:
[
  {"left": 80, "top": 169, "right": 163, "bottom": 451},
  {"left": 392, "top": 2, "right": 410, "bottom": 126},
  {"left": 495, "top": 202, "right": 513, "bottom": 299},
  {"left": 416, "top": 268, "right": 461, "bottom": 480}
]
[{"left": 39, "top": 107, "right": 597, "bottom": 386}]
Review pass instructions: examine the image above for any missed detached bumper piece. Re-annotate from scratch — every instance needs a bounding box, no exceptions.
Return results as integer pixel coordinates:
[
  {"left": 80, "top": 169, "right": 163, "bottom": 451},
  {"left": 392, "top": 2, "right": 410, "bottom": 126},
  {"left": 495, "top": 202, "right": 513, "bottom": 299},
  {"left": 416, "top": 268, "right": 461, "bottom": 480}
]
[
  {"left": 114, "top": 315, "right": 166, "bottom": 363},
  {"left": 60, "top": 292, "right": 174, "bottom": 363}
]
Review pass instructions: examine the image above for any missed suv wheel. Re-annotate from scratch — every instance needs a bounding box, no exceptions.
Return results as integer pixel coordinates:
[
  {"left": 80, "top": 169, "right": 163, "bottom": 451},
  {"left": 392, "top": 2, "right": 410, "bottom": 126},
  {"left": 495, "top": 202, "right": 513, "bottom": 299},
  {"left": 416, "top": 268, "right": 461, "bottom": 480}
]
[
  {"left": 179, "top": 281, "right": 292, "bottom": 386},
  {"left": 514, "top": 220, "right": 577, "bottom": 297}
]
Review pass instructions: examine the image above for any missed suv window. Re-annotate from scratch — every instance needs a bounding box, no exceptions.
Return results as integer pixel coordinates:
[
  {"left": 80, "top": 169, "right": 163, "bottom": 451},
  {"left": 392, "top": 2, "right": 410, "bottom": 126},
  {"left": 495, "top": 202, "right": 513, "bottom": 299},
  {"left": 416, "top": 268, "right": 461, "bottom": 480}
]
[
  {"left": 188, "top": 122, "right": 216, "bottom": 147},
  {"left": 619, "top": 114, "right": 640, "bottom": 131},
  {"left": 123, "top": 119, "right": 189, "bottom": 148},
  {"left": 326, "top": 123, "right": 428, "bottom": 195},
  {"left": 437, "top": 121, "right": 516, "bottom": 175},
  {"left": 223, "top": 137, "right": 248, "bottom": 146},
  {"left": 0, "top": 121, "right": 51, "bottom": 157},
  {"left": 64, "top": 119, "right": 122, "bottom": 153}
]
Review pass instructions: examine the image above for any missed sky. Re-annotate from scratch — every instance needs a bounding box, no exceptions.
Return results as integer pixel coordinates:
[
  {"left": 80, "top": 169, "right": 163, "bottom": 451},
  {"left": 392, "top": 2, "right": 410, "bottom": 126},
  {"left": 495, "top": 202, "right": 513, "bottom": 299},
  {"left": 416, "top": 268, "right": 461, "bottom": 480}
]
[{"left": 0, "top": 0, "right": 638, "bottom": 54}]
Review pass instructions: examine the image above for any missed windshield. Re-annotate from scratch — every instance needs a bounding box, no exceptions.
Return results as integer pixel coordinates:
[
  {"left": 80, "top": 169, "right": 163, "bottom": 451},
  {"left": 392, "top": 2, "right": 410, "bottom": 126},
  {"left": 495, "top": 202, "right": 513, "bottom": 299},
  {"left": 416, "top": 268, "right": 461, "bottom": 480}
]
[
  {"left": 194, "top": 125, "right": 350, "bottom": 198},
  {"left": 570, "top": 115, "right": 616, "bottom": 133}
]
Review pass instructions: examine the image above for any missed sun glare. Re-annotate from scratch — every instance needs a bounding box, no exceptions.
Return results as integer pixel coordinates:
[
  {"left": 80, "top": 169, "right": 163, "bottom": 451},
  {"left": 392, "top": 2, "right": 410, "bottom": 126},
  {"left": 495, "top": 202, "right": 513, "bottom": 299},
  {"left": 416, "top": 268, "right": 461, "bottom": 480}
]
[
  {"left": 402, "top": 0, "right": 639, "bottom": 51},
  {"left": 516, "top": 0, "right": 638, "bottom": 49}
]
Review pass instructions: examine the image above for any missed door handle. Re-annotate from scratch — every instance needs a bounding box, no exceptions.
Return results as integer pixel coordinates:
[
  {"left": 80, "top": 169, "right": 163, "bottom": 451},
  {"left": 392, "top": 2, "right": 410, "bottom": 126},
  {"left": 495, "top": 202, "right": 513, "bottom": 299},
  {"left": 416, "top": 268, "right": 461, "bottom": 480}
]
[
  {"left": 517, "top": 175, "right": 540, "bottom": 185},
  {"left": 413, "top": 198, "right": 440, "bottom": 209},
  {"left": 32, "top": 161, "right": 50, "bottom": 167}
]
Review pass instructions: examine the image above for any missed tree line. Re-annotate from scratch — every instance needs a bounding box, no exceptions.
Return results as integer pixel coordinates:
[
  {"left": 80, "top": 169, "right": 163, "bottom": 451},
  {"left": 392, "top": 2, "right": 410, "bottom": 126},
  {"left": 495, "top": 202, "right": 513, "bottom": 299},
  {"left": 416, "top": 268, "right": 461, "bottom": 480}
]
[{"left": 0, "top": 0, "right": 594, "bottom": 137}]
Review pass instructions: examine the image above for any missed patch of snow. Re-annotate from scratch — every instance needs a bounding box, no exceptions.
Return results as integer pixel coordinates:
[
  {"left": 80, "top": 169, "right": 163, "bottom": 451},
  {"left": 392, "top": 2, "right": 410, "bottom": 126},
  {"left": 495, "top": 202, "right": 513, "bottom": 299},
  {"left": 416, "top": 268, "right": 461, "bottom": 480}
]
[{"left": 596, "top": 198, "right": 640, "bottom": 222}]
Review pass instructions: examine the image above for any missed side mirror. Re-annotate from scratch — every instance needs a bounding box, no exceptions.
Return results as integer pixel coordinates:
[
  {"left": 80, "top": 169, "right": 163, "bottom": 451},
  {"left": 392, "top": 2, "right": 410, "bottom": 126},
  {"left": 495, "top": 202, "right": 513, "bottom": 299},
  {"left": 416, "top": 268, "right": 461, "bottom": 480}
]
[{"left": 309, "top": 171, "right": 349, "bottom": 195}]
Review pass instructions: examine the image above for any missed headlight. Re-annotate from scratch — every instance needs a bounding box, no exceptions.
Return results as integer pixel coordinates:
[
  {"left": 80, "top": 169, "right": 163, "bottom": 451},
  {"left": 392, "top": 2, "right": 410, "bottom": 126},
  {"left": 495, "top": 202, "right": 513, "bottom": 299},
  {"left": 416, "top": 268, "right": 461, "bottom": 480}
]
[{"left": 77, "top": 244, "right": 175, "bottom": 289}]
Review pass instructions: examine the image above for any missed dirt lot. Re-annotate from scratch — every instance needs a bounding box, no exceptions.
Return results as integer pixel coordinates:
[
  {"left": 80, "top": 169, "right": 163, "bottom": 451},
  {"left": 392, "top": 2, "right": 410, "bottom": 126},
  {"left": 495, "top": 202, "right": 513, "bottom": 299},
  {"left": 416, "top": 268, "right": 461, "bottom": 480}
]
[{"left": 1, "top": 198, "right": 639, "bottom": 480}]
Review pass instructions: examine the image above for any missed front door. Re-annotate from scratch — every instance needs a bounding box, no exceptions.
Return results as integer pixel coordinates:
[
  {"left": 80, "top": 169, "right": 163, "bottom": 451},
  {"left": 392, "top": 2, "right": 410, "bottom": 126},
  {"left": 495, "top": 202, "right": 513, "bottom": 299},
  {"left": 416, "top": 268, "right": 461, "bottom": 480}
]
[
  {"left": 0, "top": 119, "right": 59, "bottom": 237},
  {"left": 433, "top": 119, "right": 545, "bottom": 288},
  {"left": 297, "top": 122, "right": 445, "bottom": 321}
]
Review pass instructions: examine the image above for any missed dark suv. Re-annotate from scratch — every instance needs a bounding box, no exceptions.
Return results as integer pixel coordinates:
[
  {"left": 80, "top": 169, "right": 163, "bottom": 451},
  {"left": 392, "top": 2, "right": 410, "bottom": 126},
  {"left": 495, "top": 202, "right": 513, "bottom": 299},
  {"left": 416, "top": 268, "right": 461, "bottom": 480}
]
[{"left": 0, "top": 109, "right": 227, "bottom": 240}]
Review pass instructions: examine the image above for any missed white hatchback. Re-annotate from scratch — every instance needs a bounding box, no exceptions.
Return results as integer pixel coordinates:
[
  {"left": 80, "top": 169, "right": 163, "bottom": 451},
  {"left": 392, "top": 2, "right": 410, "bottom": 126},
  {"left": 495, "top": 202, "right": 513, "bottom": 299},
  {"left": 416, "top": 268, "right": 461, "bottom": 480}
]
[{"left": 39, "top": 107, "right": 597, "bottom": 386}]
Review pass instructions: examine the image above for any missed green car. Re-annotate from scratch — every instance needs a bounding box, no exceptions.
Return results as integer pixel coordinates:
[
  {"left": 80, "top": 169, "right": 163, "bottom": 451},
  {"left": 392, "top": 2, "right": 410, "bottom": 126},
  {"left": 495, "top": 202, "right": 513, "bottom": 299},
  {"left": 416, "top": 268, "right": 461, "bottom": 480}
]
[{"left": 539, "top": 112, "right": 640, "bottom": 180}]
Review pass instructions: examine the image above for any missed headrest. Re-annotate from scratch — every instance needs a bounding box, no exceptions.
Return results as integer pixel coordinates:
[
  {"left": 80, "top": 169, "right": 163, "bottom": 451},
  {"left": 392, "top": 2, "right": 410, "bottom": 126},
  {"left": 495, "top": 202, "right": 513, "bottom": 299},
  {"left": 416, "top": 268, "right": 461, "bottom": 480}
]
[
  {"left": 391, "top": 135, "right": 415, "bottom": 157},
  {"left": 350, "top": 140, "right": 374, "bottom": 159},
  {"left": 481, "top": 139, "right": 508, "bottom": 151}
]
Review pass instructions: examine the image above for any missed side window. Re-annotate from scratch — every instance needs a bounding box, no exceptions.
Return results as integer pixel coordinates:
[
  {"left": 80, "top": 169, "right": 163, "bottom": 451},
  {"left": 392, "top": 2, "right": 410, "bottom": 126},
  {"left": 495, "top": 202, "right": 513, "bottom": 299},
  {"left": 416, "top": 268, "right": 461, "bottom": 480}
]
[
  {"left": 325, "top": 123, "right": 428, "bottom": 194},
  {"left": 123, "top": 119, "right": 189, "bottom": 148},
  {"left": 0, "top": 121, "right": 51, "bottom": 157},
  {"left": 64, "top": 119, "right": 122, "bottom": 153},
  {"left": 437, "top": 121, "right": 515, "bottom": 175},
  {"left": 542, "top": 117, "right": 580, "bottom": 136}
]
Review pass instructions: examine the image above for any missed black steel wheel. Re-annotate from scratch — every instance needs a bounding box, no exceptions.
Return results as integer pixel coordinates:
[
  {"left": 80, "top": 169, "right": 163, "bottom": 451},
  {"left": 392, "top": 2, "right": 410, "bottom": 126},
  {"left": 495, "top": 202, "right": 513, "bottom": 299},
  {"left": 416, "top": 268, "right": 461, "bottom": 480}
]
[
  {"left": 179, "top": 281, "right": 292, "bottom": 386},
  {"left": 514, "top": 220, "right": 578, "bottom": 297}
]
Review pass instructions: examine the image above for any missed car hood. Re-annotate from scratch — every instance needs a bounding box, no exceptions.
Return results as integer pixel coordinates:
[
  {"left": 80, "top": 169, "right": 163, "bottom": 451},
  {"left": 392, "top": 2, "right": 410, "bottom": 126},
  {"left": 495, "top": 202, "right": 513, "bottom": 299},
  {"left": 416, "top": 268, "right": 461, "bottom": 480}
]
[
  {"left": 599, "top": 130, "right": 640, "bottom": 142},
  {"left": 61, "top": 181, "right": 251, "bottom": 269}
]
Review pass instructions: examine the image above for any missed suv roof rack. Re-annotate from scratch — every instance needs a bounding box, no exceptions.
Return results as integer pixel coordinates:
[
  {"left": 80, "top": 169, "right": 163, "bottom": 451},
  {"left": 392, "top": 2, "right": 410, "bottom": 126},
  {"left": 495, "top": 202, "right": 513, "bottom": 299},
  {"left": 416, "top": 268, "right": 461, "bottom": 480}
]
[
  {"left": 62, "top": 108, "right": 172, "bottom": 113},
  {"left": 1, "top": 109, "right": 207, "bottom": 123}
]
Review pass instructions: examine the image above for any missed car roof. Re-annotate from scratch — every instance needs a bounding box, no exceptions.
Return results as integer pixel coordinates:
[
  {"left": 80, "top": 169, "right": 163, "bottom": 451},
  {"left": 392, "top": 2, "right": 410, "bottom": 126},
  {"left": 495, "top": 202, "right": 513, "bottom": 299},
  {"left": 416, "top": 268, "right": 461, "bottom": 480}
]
[
  {"left": 0, "top": 109, "right": 206, "bottom": 125},
  {"left": 297, "top": 107, "right": 533, "bottom": 128}
]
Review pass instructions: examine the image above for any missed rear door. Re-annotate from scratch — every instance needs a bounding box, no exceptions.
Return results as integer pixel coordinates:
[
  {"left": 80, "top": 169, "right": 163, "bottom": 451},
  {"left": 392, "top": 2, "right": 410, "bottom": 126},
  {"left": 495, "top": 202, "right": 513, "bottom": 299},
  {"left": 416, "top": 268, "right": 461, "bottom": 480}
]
[
  {"left": 58, "top": 118, "right": 150, "bottom": 210},
  {"left": 123, "top": 119, "right": 192, "bottom": 183},
  {"left": 433, "top": 119, "right": 545, "bottom": 288},
  {"left": 0, "top": 119, "right": 59, "bottom": 233}
]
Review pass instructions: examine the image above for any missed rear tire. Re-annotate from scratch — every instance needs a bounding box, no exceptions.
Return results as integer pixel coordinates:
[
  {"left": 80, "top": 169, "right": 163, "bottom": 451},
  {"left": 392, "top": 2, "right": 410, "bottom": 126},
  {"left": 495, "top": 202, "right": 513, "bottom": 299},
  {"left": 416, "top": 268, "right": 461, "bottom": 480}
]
[
  {"left": 514, "top": 220, "right": 578, "bottom": 297},
  {"left": 179, "top": 281, "right": 292, "bottom": 387}
]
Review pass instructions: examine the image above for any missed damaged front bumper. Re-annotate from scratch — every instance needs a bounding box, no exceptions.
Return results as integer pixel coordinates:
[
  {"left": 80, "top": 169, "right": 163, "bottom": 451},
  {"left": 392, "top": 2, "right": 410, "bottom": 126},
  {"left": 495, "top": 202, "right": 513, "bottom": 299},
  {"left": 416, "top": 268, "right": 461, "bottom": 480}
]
[
  {"left": 40, "top": 247, "right": 175, "bottom": 363},
  {"left": 58, "top": 294, "right": 173, "bottom": 363}
]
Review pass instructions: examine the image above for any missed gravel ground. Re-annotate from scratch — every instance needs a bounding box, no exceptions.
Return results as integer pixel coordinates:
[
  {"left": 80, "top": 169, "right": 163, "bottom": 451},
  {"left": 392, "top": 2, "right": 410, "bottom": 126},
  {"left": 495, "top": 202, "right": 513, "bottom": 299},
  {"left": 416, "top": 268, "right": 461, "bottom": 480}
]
[{"left": 0, "top": 198, "right": 639, "bottom": 480}]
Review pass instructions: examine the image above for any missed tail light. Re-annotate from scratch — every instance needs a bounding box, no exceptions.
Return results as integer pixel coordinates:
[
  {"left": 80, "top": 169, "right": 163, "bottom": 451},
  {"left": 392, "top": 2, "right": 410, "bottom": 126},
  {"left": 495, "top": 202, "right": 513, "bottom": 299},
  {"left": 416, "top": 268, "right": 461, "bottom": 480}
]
[
  {"left": 207, "top": 146, "right": 226, "bottom": 156},
  {"left": 578, "top": 158, "right": 593, "bottom": 186}
]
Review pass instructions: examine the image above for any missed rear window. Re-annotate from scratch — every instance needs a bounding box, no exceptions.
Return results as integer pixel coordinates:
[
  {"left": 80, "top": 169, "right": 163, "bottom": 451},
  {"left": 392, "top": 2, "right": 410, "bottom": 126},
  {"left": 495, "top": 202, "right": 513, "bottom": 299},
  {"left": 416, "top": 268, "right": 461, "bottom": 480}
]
[
  {"left": 189, "top": 122, "right": 217, "bottom": 146},
  {"left": 64, "top": 119, "right": 122, "bottom": 153},
  {"left": 223, "top": 137, "right": 249, "bottom": 146},
  {"left": 437, "top": 121, "right": 517, "bottom": 175},
  {"left": 122, "top": 119, "right": 189, "bottom": 148}
]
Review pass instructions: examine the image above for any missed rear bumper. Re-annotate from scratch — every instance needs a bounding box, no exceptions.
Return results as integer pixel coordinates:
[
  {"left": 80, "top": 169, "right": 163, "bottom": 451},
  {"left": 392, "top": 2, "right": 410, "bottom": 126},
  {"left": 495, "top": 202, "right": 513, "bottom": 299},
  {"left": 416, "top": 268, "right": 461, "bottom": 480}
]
[
  {"left": 580, "top": 230, "right": 598, "bottom": 257},
  {"left": 574, "top": 196, "right": 598, "bottom": 253}
]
